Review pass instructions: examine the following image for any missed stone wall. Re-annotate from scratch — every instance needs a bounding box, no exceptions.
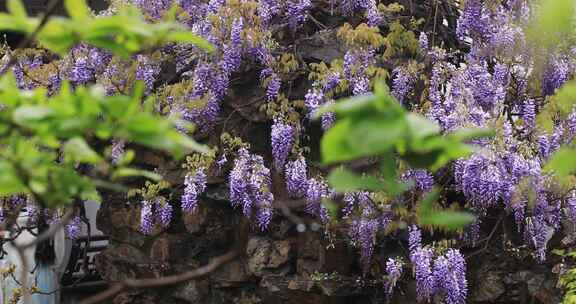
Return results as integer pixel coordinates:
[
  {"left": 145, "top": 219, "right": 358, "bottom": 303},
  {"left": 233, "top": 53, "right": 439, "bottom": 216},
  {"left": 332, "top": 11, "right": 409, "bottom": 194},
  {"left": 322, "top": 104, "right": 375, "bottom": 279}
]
[{"left": 92, "top": 185, "right": 563, "bottom": 304}]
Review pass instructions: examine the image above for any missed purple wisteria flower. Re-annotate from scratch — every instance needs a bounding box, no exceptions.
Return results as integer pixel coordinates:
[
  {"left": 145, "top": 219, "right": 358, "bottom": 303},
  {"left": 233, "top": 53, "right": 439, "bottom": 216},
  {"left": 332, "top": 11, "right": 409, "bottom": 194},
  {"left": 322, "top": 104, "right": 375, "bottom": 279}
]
[
  {"left": 285, "top": 155, "right": 308, "bottom": 198},
  {"left": 385, "top": 257, "right": 404, "bottom": 295},
  {"left": 305, "top": 178, "right": 331, "bottom": 223},
  {"left": 182, "top": 167, "right": 207, "bottom": 213},
  {"left": 541, "top": 55, "right": 571, "bottom": 96},
  {"left": 408, "top": 225, "right": 422, "bottom": 254},
  {"left": 69, "top": 57, "right": 94, "bottom": 85},
  {"left": 222, "top": 18, "right": 244, "bottom": 71},
  {"left": 132, "top": 0, "right": 173, "bottom": 19},
  {"left": 140, "top": 200, "right": 154, "bottom": 235},
  {"left": 304, "top": 89, "right": 324, "bottom": 116},
  {"left": 135, "top": 55, "right": 160, "bottom": 93},
  {"left": 567, "top": 196, "right": 576, "bottom": 224},
  {"left": 287, "top": 0, "right": 312, "bottom": 31},
  {"left": 229, "top": 148, "right": 274, "bottom": 230},
  {"left": 419, "top": 32, "right": 429, "bottom": 51},
  {"left": 258, "top": 0, "right": 281, "bottom": 27},
  {"left": 412, "top": 247, "right": 436, "bottom": 301},
  {"left": 261, "top": 68, "right": 281, "bottom": 101},
  {"left": 348, "top": 196, "right": 390, "bottom": 273},
  {"left": 456, "top": 0, "right": 490, "bottom": 41},
  {"left": 111, "top": 139, "right": 125, "bottom": 164},
  {"left": 65, "top": 216, "right": 82, "bottom": 240},
  {"left": 402, "top": 169, "right": 434, "bottom": 193},
  {"left": 521, "top": 99, "right": 536, "bottom": 132},
  {"left": 433, "top": 249, "right": 468, "bottom": 304},
  {"left": 157, "top": 199, "right": 173, "bottom": 228},
  {"left": 321, "top": 100, "right": 336, "bottom": 130},
  {"left": 271, "top": 118, "right": 295, "bottom": 169},
  {"left": 343, "top": 50, "right": 374, "bottom": 96}
]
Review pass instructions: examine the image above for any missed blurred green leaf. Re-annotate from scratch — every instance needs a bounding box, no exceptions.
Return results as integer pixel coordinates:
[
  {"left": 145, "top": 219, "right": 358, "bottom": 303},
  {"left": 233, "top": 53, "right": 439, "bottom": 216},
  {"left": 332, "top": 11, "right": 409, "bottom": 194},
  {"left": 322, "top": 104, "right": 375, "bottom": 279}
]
[
  {"left": 327, "top": 167, "right": 385, "bottom": 192},
  {"left": 544, "top": 147, "right": 576, "bottom": 179},
  {"left": 420, "top": 211, "right": 476, "bottom": 230},
  {"left": 0, "top": 161, "right": 27, "bottom": 195},
  {"left": 448, "top": 127, "right": 495, "bottom": 142},
  {"left": 63, "top": 137, "right": 102, "bottom": 164},
  {"left": 321, "top": 198, "right": 339, "bottom": 220},
  {"left": 7, "top": 0, "right": 27, "bottom": 19},
  {"left": 527, "top": 0, "right": 575, "bottom": 47},
  {"left": 555, "top": 81, "right": 576, "bottom": 116},
  {"left": 13, "top": 105, "right": 53, "bottom": 124},
  {"left": 321, "top": 119, "right": 364, "bottom": 163},
  {"left": 65, "top": 0, "right": 91, "bottom": 21},
  {"left": 112, "top": 168, "right": 162, "bottom": 181},
  {"left": 406, "top": 113, "right": 440, "bottom": 138},
  {"left": 165, "top": 31, "right": 215, "bottom": 52},
  {"left": 417, "top": 188, "right": 475, "bottom": 230}
]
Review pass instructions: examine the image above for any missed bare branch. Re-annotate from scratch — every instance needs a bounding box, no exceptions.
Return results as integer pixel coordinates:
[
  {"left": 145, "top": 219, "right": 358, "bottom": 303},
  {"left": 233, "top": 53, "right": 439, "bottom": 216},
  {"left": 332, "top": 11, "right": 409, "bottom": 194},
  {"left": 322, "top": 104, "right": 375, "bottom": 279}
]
[{"left": 79, "top": 249, "right": 240, "bottom": 304}]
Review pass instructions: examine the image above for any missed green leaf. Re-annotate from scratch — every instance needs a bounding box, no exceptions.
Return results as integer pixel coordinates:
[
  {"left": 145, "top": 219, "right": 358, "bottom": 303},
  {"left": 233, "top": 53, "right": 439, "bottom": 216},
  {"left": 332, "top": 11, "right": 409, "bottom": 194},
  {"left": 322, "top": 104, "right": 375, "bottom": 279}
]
[
  {"left": 346, "top": 113, "right": 407, "bottom": 157},
  {"left": 0, "top": 161, "right": 27, "bottom": 195},
  {"left": 417, "top": 188, "right": 475, "bottom": 230},
  {"left": 327, "top": 167, "right": 385, "bottom": 192},
  {"left": 321, "top": 198, "right": 339, "bottom": 220},
  {"left": 164, "top": 31, "right": 215, "bottom": 52},
  {"left": 321, "top": 119, "right": 366, "bottom": 163},
  {"left": 314, "top": 94, "right": 377, "bottom": 118},
  {"left": 64, "top": 0, "right": 91, "bottom": 20},
  {"left": 406, "top": 113, "right": 440, "bottom": 139},
  {"left": 527, "top": 0, "right": 575, "bottom": 47},
  {"left": 544, "top": 147, "right": 576, "bottom": 178},
  {"left": 554, "top": 81, "right": 576, "bottom": 116},
  {"left": 419, "top": 211, "right": 476, "bottom": 230},
  {"left": 63, "top": 137, "right": 102, "bottom": 164},
  {"left": 13, "top": 105, "right": 53, "bottom": 124},
  {"left": 417, "top": 188, "right": 441, "bottom": 216},
  {"left": 7, "top": 0, "right": 27, "bottom": 18},
  {"left": 448, "top": 127, "right": 495, "bottom": 142},
  {"left": 112, "top": 168, "right": 162, "bottom": 181}
]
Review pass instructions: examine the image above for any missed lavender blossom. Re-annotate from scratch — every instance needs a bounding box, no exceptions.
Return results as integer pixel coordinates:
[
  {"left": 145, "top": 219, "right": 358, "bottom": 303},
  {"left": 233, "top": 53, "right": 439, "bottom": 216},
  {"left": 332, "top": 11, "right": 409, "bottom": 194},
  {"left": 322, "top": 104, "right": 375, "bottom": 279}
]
[
  {"left": 304, "top": 89, "right": 324, "bottom": 116},
  {"left": 521, "top": 99, "right": 536, "bottom": 132},
  {"left": 157, "top": 199, "right": 173, "bottom": 228},
  {"left": 567, "top": 196, "right": 576, "bottom": 224},
  {"left": 271, "top": 119, "right": 295, "bottom": 169},
  {"left": 433, "top": 249, "right": 468, "bottom": 304},
  {"left": 541, "top": 55, "right": 571, "bottom": 96},
  {"left": 305, "top": 178, "right": 331, "bottom": 223},
  {"left": 408, "top": 225, "right": 422, "bottom": 255},
  {"left": 285, "top": 156, "right": 308, "bottom": 198},
  {"left": 412, "top": 247, "right": 436, "bottom": 301},
  {"left": 229, "top": 148, "right": 275, "bottom": 230},
  {"left": 65, "top": 216, "right": 82, "bottom": 240},
  {"left": 135, "top": 55, "right": 160, "bottom": 93},
  {"left": 385, "top": 257, "right": 404, "bottom": 295},
  {"left": 182, "top": 168, "right": 207, "bottom": 213},
  {"left": 402, "top": 169, "right": 434, "bottom": 193},
  {"left": 419, "top": 32, "right": 429, "bottom": 51},
  {"left": 140, "top": 200, "right": 154, "bottom": 235},
  {"left": 132, "top": 0, "right": 173, "bottom": 19},
  {"left": 111, "top": 139, "right": 125, "bottom": 164},
  {"left": 69, "top": 57, "right": 93, "bottom": 84},
  {"left": 287, "top": 0, "right": 312, "bottom": 31}
]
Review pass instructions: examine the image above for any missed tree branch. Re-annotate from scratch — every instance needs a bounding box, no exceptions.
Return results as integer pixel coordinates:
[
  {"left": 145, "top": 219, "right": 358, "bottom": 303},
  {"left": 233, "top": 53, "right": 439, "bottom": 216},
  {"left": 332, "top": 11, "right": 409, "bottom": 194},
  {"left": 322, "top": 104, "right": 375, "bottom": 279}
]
[{"left": 79, "top": 249, "right": 240, "bottom": 304}]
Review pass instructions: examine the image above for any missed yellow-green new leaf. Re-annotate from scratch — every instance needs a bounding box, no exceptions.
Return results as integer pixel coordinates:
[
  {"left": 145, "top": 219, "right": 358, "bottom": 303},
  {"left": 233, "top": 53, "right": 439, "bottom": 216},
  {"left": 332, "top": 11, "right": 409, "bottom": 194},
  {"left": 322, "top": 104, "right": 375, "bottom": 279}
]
[
  {"left": 7, "top": 0, "right": 27, "bottom": 19},
  {"left": 65, "top": 0, "right": 91, "bottom": 20}
]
